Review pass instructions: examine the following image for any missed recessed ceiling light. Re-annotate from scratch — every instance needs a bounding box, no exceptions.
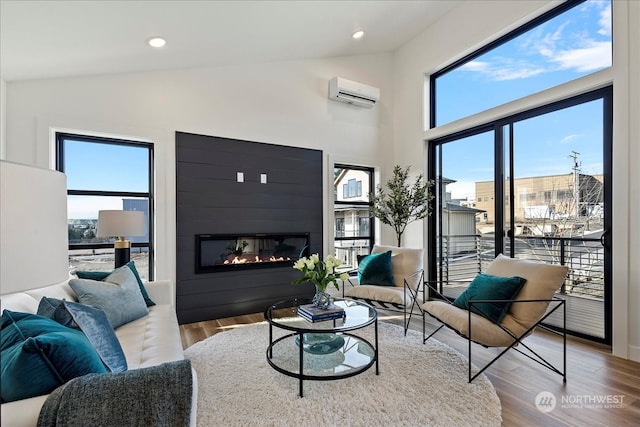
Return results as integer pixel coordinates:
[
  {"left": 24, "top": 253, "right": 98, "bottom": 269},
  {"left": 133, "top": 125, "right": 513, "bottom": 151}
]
[
  {"left": 148, "top": 37, "right": 166, "bottom": 48},
  {"left": 352, "top": 30, "right": 365, "bottom": 40}
]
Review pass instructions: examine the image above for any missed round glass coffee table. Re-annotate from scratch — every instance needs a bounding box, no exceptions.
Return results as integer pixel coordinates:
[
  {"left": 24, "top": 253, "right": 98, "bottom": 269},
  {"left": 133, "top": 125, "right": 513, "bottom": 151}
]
[{"left": 264, "top": 298, "right": 378, "bottom": 397}]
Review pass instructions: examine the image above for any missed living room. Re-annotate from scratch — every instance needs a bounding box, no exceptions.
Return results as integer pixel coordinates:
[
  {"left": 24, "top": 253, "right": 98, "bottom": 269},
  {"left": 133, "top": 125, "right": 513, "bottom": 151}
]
[{"left": 1, "top": 0, "right": 639, "bottom": 425}]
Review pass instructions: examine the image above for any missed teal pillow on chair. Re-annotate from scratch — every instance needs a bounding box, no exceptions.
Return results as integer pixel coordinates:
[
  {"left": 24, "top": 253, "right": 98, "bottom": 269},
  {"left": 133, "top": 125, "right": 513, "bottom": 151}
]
[
  {"left": 357, "top": 250, "right": 395, "bottom": 286},
  {"left": 37, "top": 297, "right": 128, "bottom": 373},
  {"left": 452, "top": 273, "right": 527, "bottom": 323},
  {"left": 0, "top": 310, "right": 107, "bottom": 403},
  {"left": 76, "top": 261, "right": 155, "bottom": 307}
]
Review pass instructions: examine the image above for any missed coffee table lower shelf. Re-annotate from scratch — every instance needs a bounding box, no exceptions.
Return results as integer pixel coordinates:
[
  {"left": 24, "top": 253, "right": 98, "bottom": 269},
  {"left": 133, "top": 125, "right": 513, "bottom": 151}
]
[
  {"left": 264, "top": 298, "right": 379, "bottom": 397},
  {"left": 266, "top": 331, "right": 378, "bottom": 397}
]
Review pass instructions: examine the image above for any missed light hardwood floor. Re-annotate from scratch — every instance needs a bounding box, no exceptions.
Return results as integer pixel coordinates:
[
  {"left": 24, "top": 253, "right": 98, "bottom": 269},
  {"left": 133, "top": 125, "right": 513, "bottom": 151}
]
[{"left": 180, "top": 311, "right": 640, "bottom": 426}]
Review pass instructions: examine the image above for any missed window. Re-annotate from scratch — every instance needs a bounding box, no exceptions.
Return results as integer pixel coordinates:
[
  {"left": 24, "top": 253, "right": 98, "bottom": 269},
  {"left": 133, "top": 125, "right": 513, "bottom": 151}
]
[
  {"left": 334, "top": 165, "right": 374, "bottom": 269},
  {"left": 432, "top": 0, "right": 611, "bottom": 126},
  {"left": 335, "top": 218, "right": 345, "bottom": 238},
  {"left": 428, "top": 0, "right": 612, "bottom": 344},
  {"left": 56, "top": 133, "right": 154, "bottom": 280},
  {"left": 343, "top": 178, "right": 363, "bottom": 198}
]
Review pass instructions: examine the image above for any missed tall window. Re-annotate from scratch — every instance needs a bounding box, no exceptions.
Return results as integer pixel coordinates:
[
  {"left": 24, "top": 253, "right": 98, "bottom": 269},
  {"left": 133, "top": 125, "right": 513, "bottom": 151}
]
[
  {"left": 334, "top": 165, "right": 374, "bottom": 269},
  {"left": 432, "top": 0, "right": 611, "bottom": 126},
  {"left": 56, "top": 133, "right": 154, "bottom": 280},
  {"left": 428, "top": 0, "right": 612, "bottom": 343}
]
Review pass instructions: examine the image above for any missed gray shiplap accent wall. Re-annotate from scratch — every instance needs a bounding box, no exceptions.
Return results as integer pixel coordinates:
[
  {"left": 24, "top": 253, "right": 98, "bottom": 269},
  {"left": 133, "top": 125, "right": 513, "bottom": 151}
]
[{"left": 175, "top": 132, "right": 322, "bottom": 324}]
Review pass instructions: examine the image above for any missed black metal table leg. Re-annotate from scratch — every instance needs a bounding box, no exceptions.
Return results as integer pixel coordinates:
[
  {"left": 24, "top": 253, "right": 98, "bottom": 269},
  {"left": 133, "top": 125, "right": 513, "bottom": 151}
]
[
  {"left": 375, "top": 318, "right": 379, "bottom": 375},
  {"left": 298, "top": 331, "right": 304, "bottom": 397}
]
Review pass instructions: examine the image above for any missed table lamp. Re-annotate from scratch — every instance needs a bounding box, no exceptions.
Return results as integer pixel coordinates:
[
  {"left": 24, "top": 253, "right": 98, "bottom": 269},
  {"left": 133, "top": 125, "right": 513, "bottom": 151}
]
[{"left": 97, "top": 210, "right": 146, "bottom": 268}]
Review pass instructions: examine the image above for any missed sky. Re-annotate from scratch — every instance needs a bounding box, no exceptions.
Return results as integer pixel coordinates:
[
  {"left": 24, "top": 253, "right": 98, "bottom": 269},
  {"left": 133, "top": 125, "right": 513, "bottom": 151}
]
[
  {"left": 65, "top": 140, "right": 149, "bottom": 219},
  {"left": 437, "top": 0, "right": 611, "bottom": 200}
]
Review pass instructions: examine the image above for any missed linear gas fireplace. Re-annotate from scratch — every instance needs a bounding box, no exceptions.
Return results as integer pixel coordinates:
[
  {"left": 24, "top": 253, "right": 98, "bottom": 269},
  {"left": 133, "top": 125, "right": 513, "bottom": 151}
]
[{"left": 196, "top": 233, "right": 310, "bottom": 274}]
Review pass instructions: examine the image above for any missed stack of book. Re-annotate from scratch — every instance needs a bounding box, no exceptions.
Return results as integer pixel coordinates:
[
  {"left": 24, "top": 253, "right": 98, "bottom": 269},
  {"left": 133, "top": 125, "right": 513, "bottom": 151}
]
[{"left": 297, "top": 303, "right": 345, "bottom": 323}]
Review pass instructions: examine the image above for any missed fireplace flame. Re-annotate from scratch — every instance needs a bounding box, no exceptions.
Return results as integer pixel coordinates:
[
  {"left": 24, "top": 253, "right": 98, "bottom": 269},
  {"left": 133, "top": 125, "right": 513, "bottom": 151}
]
[{"left": 222, "top": 255, "right": 291, "bottom": 265}]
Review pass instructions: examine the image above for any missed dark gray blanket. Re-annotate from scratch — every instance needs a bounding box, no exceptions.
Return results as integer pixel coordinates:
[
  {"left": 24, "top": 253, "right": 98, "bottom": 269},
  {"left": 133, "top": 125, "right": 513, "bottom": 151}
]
[{"left": 38, "top": 359, "right": 193, "bottom": 427}]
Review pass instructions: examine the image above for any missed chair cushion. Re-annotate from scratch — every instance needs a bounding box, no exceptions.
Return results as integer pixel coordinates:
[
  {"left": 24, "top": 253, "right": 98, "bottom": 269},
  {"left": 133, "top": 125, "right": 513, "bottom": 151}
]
[
  {"left": 345, "top": 285, "right": 408, "bottom": 306},
  {"left": 69, "top": 266, "right": 148, "bottom": 329},
  {"left": 357, "top": 251, "right": 395, "bottom": 286},
  {"left": 452, "top": 274, "right": 526, "bottom": 323},
  {"left": 422, "top": 301, "right": 526, "bottom": 347},
  {"left": 76, "top": 261, "right": 156, "bottom": 307},
  {"left": 371, "top": 245, "right": 423, "bottom": 290},
  {"left": 486, "top": 254, "right": 568, "bottom": 329},
  {"left": 37, "top": 297, "right": 128, "bottom": 372},
  {"left": 0, "top": 310, "right": 107, "bottom": 402}
]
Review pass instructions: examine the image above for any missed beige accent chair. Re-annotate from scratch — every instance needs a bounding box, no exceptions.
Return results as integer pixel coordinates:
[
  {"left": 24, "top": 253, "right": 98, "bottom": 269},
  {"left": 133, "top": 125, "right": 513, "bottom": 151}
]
[
  {"left": 422, "top": 254, "right": 569, "bottom": 382},
  {"left": 343, "top": 245, "right": 424, "bottom": 335}
]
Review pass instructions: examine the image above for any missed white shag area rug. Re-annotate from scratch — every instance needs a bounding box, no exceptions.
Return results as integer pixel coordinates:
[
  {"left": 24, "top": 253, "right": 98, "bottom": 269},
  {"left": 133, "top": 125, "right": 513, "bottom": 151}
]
[{"left": 184, "top": 321, "right": 502, "bottom": 427}]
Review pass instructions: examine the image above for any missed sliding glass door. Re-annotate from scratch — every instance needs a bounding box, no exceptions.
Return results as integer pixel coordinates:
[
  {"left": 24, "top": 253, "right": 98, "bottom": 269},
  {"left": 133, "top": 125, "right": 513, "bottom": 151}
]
[{"left": 429, "top": 87, "right": 612, "bottom": 343}]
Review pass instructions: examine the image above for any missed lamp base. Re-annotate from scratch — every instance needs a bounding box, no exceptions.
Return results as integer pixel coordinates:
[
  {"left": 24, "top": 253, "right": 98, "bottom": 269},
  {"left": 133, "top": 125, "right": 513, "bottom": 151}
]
[{"left": 114, "top": 240, "right": 131, "bottom": 268}]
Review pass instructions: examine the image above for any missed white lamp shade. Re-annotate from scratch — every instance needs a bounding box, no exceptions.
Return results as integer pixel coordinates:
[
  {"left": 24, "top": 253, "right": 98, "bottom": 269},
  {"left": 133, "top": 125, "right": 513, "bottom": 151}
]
[
  {"left": 1, "top": 161, "right": 69, "bottom": 293},
  {"left": 97, "top": 210, "right": 145, "bottom": 238}
]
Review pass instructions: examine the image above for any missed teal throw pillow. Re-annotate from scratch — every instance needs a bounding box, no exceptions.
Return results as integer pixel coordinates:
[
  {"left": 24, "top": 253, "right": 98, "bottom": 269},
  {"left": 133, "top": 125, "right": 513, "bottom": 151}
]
[
  {"left": 69, "top": 265, "right": 149, "bottom": 329},
  {"left": 76, "top": 261, "right": 156, "bottom": 307},
  {"left": 357, "top": 251, "right": 395, "bottom": 286},
  {"left": 0, "top": 310, "right": 107, "bottom": 403},
  {"left": 37, "top": 297, "right": 128, "bottom": 372},
  {"left": 452, "top": 273, "right": 527, "bottom": 323}
]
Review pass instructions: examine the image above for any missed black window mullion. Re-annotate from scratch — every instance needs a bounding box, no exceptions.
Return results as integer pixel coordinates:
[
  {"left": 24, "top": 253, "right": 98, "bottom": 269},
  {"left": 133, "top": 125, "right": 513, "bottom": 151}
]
[{"left": 56, "top": 132, "right": 154, "bottom": 280}]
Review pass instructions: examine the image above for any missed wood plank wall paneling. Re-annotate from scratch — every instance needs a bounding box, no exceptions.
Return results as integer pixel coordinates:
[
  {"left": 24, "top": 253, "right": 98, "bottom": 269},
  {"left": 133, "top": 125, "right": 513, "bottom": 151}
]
[{"left": 175, "top": 132, "right": 323, "bottom": 324}]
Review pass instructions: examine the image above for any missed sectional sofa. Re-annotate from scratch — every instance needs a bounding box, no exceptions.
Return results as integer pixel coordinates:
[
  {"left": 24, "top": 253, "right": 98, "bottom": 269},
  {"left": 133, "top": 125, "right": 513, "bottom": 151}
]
[{"left": 0, "top": 274, "right": 197, "bottom": 426}]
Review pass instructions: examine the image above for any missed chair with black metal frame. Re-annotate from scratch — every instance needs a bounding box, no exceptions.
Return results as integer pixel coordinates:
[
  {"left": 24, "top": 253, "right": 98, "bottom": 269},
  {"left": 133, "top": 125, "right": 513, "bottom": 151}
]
[
  {"left": 342, "top": 245, "right": 426, "bottom": 335},
  {"left": 421, "top": 254, "right": 568, "bottom": 383}
]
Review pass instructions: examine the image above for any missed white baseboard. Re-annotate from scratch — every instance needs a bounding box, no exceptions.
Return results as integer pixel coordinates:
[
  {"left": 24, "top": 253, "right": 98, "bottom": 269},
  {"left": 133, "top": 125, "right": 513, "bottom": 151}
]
[{"left": 628, "top": 344, "right": 640, "bottom": 362}]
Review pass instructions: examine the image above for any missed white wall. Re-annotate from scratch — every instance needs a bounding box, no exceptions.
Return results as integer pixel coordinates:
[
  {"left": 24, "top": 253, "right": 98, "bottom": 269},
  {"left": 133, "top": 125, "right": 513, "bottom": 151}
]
[
  {"left": 3, "top": 53, "right": 394, "bottom": 285},
  {"left": 1, "top": 78, "right": 6, "bottom": 158},
  {"left": 393, "top": 0, "right": 639, "bottom": 361}
]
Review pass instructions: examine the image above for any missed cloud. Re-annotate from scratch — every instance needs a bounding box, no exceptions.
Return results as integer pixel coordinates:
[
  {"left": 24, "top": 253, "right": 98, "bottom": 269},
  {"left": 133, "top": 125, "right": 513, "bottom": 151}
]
[
  {"left": 459, "top": 61, "right": 490, "bottom": 73},
  {"left": 560, "top": 134, "right": 579, "bottom": 144},
  {"left": 457, "top": 2, "right": 611, "bottom": 81},
  {"left": 598, "top": 3, "right": 611, "bottom": 36},
  {"left": 550, "top": 40, "right": 611, "bottom": 72},
  {"left": 460, "top": 59, "right": 546, "bottom": 81}
]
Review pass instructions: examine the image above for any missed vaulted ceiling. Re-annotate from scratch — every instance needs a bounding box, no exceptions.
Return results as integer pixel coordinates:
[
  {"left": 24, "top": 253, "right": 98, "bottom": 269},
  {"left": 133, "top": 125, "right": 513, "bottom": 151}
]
[{"left": 0, "top": 0, "right": 461, "bottom": 82}]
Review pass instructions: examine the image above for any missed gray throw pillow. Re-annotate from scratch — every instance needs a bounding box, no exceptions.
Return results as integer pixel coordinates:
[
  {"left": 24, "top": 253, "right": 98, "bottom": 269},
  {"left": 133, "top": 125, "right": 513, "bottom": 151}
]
[
  {"left": 37, "top": 297, "right": 128, "bottom": 372},
  {"left": 69, "top": 265, "right": 148, "bottom": 329}
]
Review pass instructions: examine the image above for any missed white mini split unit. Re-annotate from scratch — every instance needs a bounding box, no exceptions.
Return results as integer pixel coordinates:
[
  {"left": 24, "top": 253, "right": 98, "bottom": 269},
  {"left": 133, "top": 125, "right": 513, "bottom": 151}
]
[{"left": 328, "top": 77, "right": 380, "bottom": 108}]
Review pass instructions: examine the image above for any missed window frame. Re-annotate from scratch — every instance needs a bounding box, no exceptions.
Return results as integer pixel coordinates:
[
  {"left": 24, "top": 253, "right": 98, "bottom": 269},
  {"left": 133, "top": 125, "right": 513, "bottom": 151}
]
[
  {"left": 55, "top": 132, "right": 155, "bottom": 279},
  {"left": 334, "top": 164, "right": 375, "bottom": 253},
  {"left": 429, "top": 0, "right": 603, "bottom": 128}
]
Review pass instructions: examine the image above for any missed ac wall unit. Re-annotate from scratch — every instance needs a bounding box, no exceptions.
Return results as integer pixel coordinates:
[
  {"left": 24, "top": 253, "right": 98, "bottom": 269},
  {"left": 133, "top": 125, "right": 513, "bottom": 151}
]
[{"left": 328, "top": 77, "right": 380, "bottom": 108}]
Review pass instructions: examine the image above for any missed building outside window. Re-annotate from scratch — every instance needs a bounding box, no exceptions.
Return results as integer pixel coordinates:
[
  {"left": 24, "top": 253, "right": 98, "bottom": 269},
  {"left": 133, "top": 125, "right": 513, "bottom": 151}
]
[
  {"left": 334, "top": 165, "right": 374, "bottom": 269},
  {"left": 56, "top": 133, "right": 154, "bottom": 280}
]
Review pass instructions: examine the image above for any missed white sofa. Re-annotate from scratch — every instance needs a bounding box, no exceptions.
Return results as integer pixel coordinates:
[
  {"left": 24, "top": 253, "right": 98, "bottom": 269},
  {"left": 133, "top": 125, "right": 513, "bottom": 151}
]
[{"left": 0, "top": 277, "right": 197, "bottom": 427}]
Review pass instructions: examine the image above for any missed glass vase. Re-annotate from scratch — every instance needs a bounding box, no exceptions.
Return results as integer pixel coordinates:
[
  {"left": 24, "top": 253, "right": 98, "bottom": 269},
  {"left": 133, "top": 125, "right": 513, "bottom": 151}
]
[{"left": 312, "top": 290, "right": 331, "bottom": 309}]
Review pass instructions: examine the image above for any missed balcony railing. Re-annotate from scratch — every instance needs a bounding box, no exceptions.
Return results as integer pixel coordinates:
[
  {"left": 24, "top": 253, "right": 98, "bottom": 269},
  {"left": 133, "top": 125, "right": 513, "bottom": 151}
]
[{"left": 436, "top": 234, "right": 605, "bottom": 300}]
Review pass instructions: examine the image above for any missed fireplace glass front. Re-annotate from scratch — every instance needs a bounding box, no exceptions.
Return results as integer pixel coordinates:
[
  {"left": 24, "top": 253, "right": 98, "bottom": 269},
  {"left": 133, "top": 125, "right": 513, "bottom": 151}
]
[{"left": 196, "top": 233, "right": 310, "bottom": 273}]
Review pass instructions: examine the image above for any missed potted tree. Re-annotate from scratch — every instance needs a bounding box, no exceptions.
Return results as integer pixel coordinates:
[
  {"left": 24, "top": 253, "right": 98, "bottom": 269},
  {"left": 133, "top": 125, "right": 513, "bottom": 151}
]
[{"left": 370, "top": 165, "right": 434, "bottom": 247}]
